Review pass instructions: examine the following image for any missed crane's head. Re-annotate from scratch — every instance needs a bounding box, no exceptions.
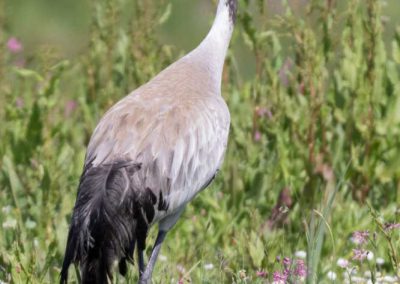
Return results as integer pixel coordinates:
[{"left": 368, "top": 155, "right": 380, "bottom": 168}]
[
  {"left": 227, "top": 0, "right": 238, "bottom": 24},
  {"left": 217, "top": 0, "right": 238, "bottom": 25}
]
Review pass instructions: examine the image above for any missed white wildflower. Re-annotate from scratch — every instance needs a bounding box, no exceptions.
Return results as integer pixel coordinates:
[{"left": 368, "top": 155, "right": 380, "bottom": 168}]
[
  {"left": 159, "top": 255, "right": 167, "bottom": 262},
  {"left": 295, "top": 250, "right": 307, "bottom": 259},
  {"left": 176, "top": 264, "right": 186, "bottom": 274},
  {"left": 351, "top": 276, "right": 366, "bottom": 283},
  {"left": 327, "top": 271, "right": 337, "bottom": 281},
  {"left": 376, "top": 257, "right": 385, "bottom": 265},
  {"left": 343, "top": 272, "right": 351, "bottom": 284},
  {"left": 382, "top": 275, "right": 398, "bottom": 283},
  {"left": 238, "top": 269, "right": 247, "bottom": 280},
  {"left": 204, "top": 263, "right": 214, "bottom": 270},
  {"left": 364, "top": 271, "right": 372, "bottom": 278},
  {"left": 25, "top": 218, "right": 37, "bottom": 229},
  {"left": 366, "top": 251, "right": 374, "bottom": 261},
  {"left": 2, "top": 206, "right": 12, "bottom": 214},
  {"left": 337, "top": 258, "right": 349, "bottom": 268},
  {"left": 2, "top": 218, "right": 17, "bottom": 229}
]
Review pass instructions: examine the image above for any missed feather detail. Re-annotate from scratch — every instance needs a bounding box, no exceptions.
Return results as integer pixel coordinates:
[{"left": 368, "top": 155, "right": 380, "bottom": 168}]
[{"left": 60, "top": 161, "right": 160, "bottom": 283}]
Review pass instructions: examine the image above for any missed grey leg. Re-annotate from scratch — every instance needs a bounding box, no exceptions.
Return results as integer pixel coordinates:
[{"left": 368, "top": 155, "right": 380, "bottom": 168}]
[
  {"left": 138, "top": 230, "right": 167, "bottom": 284},
  {"left": 138, "top": 248, "right": 145, "bottom": 278}
]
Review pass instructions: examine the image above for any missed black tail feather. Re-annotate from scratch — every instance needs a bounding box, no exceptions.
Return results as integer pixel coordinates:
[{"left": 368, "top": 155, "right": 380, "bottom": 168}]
[
  {"left": 60, "top": 161, "right": 142, "bottom": 284},
  {"left": 60, "top": 225, "right": 77, "bottom": 283}
]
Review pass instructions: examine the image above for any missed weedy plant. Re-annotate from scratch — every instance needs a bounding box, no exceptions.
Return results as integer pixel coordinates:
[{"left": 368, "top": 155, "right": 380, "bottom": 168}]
[{"left": 1, "top": 0, "right": 399, "bottom": 283}]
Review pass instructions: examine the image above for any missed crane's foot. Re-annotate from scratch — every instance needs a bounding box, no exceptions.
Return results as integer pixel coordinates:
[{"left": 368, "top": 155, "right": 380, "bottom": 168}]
[{"left": 138, "top": 275, "right": 151, "bottom": 284}]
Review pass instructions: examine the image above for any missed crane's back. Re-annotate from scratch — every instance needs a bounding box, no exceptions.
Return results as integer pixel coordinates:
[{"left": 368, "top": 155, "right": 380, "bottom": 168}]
[{"left": 86, "top": 55, "right": 230, "bottom": 217}]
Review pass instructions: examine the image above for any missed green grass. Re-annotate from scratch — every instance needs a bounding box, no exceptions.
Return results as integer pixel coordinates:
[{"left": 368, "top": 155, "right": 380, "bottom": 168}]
[{"left": 1, "top": 0, "right": 400, "bottom": 283}]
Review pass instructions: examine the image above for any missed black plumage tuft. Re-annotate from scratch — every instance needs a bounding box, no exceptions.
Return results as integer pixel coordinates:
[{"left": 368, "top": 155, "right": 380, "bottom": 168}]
[
  {"left": 60, "top": 160, "right": 158, "bottom": 284},
  {"left": 226, "top": 0, "right": 238, "bottom": 24}
]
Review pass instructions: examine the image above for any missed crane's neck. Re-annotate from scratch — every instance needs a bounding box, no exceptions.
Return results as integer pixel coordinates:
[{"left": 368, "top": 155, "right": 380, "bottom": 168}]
[{"left": 188, "top": 0, "right": 237, "bottom": 92}]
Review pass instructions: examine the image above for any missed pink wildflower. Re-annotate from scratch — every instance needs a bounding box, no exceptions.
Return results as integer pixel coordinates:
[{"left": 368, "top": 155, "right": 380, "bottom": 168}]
[
  {"left": 256, "top": 270, "right": 267, "bottom": 278},
  {"left": 64, "top": 100, "right": 78, "bottom": 117},
  {"left": 254, "top": 130, "right": 261, "bottom": 142},
  {"left": 352, "top": 230, "right": 369, "bottom": 245},
  {"left": 176, "top": 264, "right": 185, "bottom": 274},
  {"left": 255, "top": 106, "right": 272, "bottom": 119},
  {"left": 294, "top": 259, "right": 307, "bottom": 277},
  {"left": 256, "top": 106, "right": 267, "bottom": 117},
  {"left": 283, "top": 257, "right": 292, "bottom": 268},
  {"left": 278, "top": 58, "right": 293, "bottom": 87},
  {"left": 16, "top": 97, "right": 24, "bottom": 109},
  {"left": 7, "top": 37, "right": 23, "bottom": 53},
  {"left": 384, "top": 223, "right": 400, "bottom": 231},
  {"left": 352, "top": 249, "right": 368, "bottom": 261},
  {"left": 273, "top": 271, "right": 287, "bottom": 282}
]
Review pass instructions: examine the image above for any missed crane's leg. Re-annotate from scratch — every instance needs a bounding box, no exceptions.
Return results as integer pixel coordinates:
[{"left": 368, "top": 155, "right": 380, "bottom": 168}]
[
  {"left": 138, "top": 206, "right": 185, "bottom": 284},
  {"left": 138, "top": 248, "right": 145, "bottom": 278},
  {"left": 138, "top": 230, "right": 167, "bottom": 284}
]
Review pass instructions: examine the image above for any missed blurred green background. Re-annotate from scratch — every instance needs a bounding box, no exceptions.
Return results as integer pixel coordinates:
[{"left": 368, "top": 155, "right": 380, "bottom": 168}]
[
  {"left": 4, "top": 0, "right": 400, "bottom": 79},
  {"left": 1, "top": 0, "right": 400, "bottom": 283}
]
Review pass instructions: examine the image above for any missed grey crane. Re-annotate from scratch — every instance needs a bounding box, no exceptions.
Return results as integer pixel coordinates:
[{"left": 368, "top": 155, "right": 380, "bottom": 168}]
[{"left": 60, "top": 0, "right": 237, "bottom": 283}]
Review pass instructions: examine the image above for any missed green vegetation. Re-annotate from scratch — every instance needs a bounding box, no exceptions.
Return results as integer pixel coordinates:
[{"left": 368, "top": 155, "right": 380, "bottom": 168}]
[{"left": 1, "top": 0, "right": 400, "bottom": 283}]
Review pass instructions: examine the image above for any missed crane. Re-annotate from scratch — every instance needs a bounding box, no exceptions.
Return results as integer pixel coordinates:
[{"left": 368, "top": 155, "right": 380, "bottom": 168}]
[{"left": 60, "top": 0, "right": 237, "bottom": 283}]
